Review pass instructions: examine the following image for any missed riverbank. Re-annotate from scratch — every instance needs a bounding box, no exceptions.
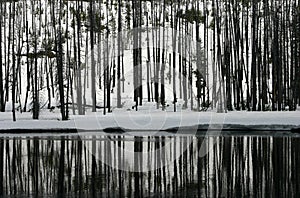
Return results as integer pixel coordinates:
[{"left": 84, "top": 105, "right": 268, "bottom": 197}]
[{"left": 0, "top": 110, "right": 299, "bottom": 133}]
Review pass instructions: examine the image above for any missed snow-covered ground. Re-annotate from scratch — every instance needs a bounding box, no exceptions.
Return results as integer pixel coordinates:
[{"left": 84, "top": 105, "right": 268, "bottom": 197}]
[{"left": 0, "top": 104, "right": 300, "bottom": 132}]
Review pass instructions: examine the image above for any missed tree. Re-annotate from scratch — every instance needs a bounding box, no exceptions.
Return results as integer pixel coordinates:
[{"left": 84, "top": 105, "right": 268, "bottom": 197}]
[
  {"left": 11, "top": 1, "right": 16, "bottom": 121},
  {"left": 117, "top": 0, "right": 122, "bottom": 108},
  {"left": 57, "top": 0, "right": 67, "bottom": 120},
  {"left": 0, "top": 1, "right": 4, "bottom": 112},
  {"left": 76, "top": 0, "right": 84, "bottom": 115}
]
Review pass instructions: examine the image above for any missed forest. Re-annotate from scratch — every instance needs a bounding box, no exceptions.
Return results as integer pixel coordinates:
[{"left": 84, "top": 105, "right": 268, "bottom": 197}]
[{"left": 0, "top": 0, "right": 299, "bottom": 121}]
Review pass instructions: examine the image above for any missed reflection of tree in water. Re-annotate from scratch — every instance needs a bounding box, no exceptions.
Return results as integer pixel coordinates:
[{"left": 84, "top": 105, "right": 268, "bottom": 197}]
[{"left": 0, "top": 135, "right": 299, "bottom": 197}]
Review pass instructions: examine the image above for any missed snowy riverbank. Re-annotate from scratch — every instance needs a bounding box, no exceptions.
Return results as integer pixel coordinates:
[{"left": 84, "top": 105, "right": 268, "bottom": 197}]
[{"left": 0, "top": 109, "right": 300, "bottom": 133}]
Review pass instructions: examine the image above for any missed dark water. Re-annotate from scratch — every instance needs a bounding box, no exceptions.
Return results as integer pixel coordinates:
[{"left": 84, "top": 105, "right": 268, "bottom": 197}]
[{"left": 0, "top": 133, "right": 299, "bottom": 197}]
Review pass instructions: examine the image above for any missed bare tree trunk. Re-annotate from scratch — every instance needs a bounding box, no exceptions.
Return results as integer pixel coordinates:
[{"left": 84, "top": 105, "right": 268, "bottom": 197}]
[
  {"left": 11, "top": 1, "right": 16, "bottom": 121},
  {"left": 23, "top": 8, "right": 30, "bottom": 112},
  {"left": 44, "top": 29, "right": 51, "bottom": 110},
  {"left": 172, "top": 1, "right": 177, "bottom": 112},
  {"left": 182, "top": 3, "right": 188, "bottom": 109},
  {"left": 146, "top": 10, "right": 151, "bottom": 102},
  {"left": 0, "top": 2, "right": 4, "bottom": 112},
  {"left": 90, "top": 0, "right": 96, "bottom": 112},
  {"left": 161, "top": 0, "right": 166, "bottom": 110},
  {"left": 32, "top": 2, "right": 39, "bottom": 119},
  {"left": 251, "top": 0, "right": 257, "bottom": 111},
  {"left": 5, "top": 2, "right": 10, "bottom": 106},
  {"left": 106, "top": 2, "right": 111, "bottom": 113},
  {"left": 196, "top": 1, "right": 201, "bottom": 111},
  {"left": 117, "top": 0, "right": 122, "bottom": 108},
  {"left": 138, "top": 0, "right": 143, "bottom": 106},
  {"left": 57, "top": 0, "right": 66, "bottom": 120},
  {"left": 65, "top": 2, "right": 70, "bottom": 119},
  {"left": 178, "top": 18, "right": 182, "bottom": 101},
  {"left": 103, "top": 41, "right": 107, "bottom": 115},
  {"left": 76, "top": 0, "right": 83, "bottom": 115},
  {"left": 133, "top": 0, "right": 139, "bottom": 110}
]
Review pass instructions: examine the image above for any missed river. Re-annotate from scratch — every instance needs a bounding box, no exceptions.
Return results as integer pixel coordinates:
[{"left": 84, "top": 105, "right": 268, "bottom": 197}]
[{"left": 0, "top": 133, "right": 299, "bottom": 197}]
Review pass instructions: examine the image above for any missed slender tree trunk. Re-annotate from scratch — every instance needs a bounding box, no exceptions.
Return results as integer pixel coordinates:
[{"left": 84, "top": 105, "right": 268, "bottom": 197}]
[
  {"left": 182, "top": 14, "right": 188, "bottom": 109},
  {"left": 132, "top": 0, "right": 140, "bottom": 110},
  {"left": 138, "top": 0, "right": 143, "bottom": 106},
  {"left": 172, "top": 1, "right": 178, "bottom": 112},
  {"left": 161, "top": 0, "right": 166, "bottom": 110},
  {"left": 262, "top": 0, "right": 269, "bottom": 111},
  {"left": 0, "top": 2, "right": 4, "bottom": 112},
  {"left": 33, "top": 2, "right": 39, "bottom": 119},
  {"left": 23, "top": 9, "right": 30, "bottom": 112},
  {"left": 11, "top": 2, "right": 16, "bottom": 121},
  {"left": 196, "top": 1, "right": 201, "bottom": 111},
  {"left": 117, "top": 0, "right": 122, "bottom": 108},
  {"left": 146, "top": 10, "right": 151, "bottom": 102},
  {"left": 106, "top": 2, "right": 111, "bottom": 113},
  {"left": 5, "top": 2, "right": 10, "bottom": 105},
  {"left": 90, "top": 0, "right": 96, "bottom": 112},
  {"left": 76, "top": 0, "right": 83, "bottom": 115},
  {"left": 65, "top": 2, "right": 70, "bottom": 119},
  {"left": 57, "top": 0, "right": 66, "bottom": 120},
  {"left": 251, "top": 0, "right": 257, "bottom": 111}
]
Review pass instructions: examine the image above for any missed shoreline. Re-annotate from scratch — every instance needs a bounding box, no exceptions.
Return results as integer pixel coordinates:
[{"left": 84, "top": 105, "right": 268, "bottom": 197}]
[
  {"left": 0, "top": 124, "right": 299, "bottom": 134},
  {"left": 1, "top": 111, "right": 300, "bottom": 134}
]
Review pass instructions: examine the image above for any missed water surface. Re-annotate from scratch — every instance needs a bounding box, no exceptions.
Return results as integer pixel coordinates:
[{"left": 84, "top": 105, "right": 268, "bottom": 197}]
[{"left": 0, "top": 133, "right": 299, "bottom": 197}]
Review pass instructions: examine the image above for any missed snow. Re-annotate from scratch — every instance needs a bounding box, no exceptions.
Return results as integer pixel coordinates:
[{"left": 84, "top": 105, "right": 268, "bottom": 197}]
[{"left": 0, "top": 106, "right": 299, "bottom": 132}]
